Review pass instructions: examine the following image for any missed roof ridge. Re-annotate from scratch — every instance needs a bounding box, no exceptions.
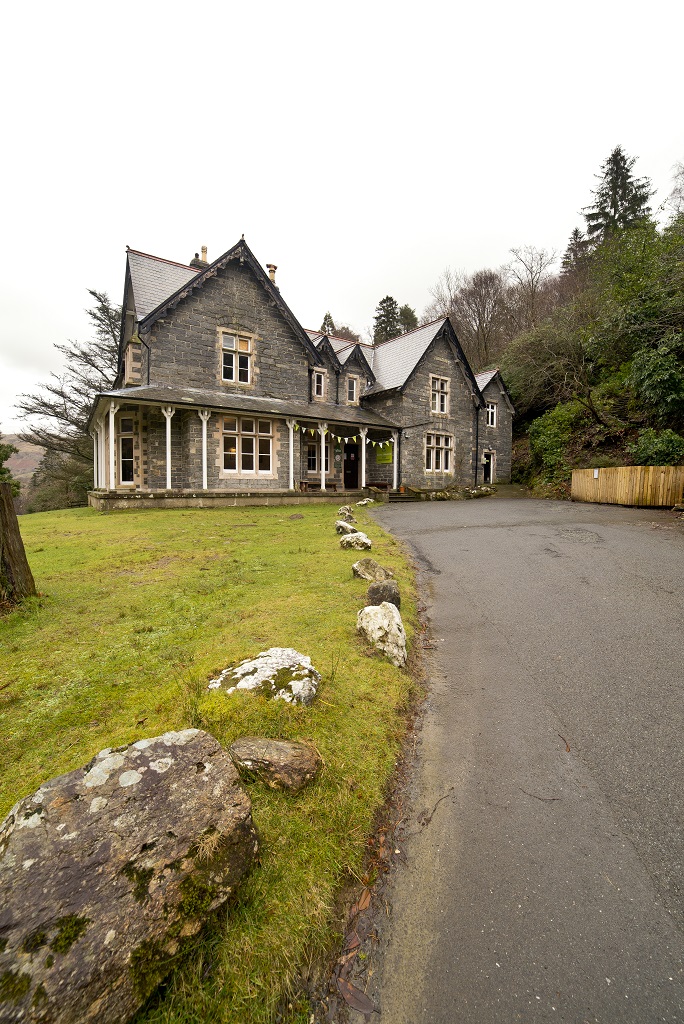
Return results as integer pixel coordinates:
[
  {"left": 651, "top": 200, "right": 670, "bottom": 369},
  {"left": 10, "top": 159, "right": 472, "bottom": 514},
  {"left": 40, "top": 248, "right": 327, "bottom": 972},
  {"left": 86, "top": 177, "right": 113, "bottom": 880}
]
[
  {"left": 127, "top": 248, "right": 199, "bottom": 273},
  {"left": 374, "top": 316, "right": 446, "bottom": 347}
]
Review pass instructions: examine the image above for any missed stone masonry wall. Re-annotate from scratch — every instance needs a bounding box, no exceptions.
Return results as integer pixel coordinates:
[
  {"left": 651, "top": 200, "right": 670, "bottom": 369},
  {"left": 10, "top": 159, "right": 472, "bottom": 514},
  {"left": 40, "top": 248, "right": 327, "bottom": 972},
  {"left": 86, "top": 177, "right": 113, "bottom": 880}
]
[
  {"left": 144, "top": 260, "right": 311, "bottom": 402},
  {"left": 364, "top": 332, "right": 478, "bottom": 488},
  {"left": 478, "top": 377, "right": 513, "bottom": 483}
]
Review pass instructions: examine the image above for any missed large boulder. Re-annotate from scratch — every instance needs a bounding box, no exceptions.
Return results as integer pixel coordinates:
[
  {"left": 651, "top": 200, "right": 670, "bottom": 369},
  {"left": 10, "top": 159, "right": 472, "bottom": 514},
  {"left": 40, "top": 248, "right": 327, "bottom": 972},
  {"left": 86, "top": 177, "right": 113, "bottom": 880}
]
[
  {"left": 367, "top": 579, "right": 401, "bottom": 609},
  {"left": 208, "top": 648, "right": 320, "bottom": 705},
  {"left": 229, "top": 738, "right": 322, "bottom": 792},
  {"left": 335, "top": 520, "right": 357, "bottom": 535},
  {"left": 0, "top": 729, "right": 258, "bottom": 1024},
  {"left": 340, "top": 532, "right": 372, "bottom": 550},
  {"left": 357, "top": 602, "right": 407, "bottom": 668},
  {"left": 352, "top": 558, "right": 394, "bottom": 583}
]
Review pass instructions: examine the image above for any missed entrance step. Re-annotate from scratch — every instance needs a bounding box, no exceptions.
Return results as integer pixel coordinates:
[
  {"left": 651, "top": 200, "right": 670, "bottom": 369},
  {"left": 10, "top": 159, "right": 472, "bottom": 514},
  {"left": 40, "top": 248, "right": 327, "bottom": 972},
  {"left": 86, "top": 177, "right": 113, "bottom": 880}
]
[{"left": 388, "top": 492, "right": 421, "bottom": 503}]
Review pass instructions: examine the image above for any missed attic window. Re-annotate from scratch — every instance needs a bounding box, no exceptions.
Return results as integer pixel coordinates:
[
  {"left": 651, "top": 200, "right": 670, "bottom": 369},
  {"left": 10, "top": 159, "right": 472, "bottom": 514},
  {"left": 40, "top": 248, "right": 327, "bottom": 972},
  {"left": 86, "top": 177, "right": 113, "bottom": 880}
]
[
  {"left": 431, "top": 377, "right": 449, "bottom": 414},
  {"left": 347, "top": 376, "right": 358, "bottom": 404},
  {"left": 220, "top": 330, "right": 252, "bottom": 385},
  {"left": 313, "top": 371, "right": 326, "bottom": 400}
]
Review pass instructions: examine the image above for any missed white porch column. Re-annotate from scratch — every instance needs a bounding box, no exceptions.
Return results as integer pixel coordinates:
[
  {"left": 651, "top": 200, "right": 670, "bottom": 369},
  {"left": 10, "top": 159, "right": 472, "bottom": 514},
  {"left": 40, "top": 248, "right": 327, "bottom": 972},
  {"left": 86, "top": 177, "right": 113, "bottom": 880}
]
[
  {"left": 198, "top": 409, "right": 211, "bottom": 490},
  {"left": 318, "top": 422, "right": 328, "bottom": 491},
  {"left": 91, "top": 431, "right": 97, "bottom": 488},
  {"left": 108, "top": 402, "right": 119, "bottom": 490},
  {"left": 286, "top": 419, "right": 296, "bottom": 491},
  {"left": 162, "top": 406, "right": 175, "bottom": 490},
  {"left": 392, "top": 431, "right": 399, "bottom": 490},
  {"left": 360, "top": 427, "right": 368, "bottom": 489}
]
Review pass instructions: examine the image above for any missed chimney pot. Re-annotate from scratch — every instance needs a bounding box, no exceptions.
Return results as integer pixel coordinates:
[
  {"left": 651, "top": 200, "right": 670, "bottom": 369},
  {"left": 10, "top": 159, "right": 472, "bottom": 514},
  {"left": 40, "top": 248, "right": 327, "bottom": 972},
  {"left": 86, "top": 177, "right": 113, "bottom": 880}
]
[
  {"left": 266, "top": 263, "right": 277, "bottom": 284},
  {"left": 201, "top": 245, "right": 208, "bottom": 262}
]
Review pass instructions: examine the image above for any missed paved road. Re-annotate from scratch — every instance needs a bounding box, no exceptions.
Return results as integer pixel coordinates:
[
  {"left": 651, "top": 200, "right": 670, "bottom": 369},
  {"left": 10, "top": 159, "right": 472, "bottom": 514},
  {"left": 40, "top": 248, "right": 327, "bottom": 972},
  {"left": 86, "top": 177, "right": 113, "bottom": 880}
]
[{"left": 370, "top": 494, "right": 684, "bottom": 1023}]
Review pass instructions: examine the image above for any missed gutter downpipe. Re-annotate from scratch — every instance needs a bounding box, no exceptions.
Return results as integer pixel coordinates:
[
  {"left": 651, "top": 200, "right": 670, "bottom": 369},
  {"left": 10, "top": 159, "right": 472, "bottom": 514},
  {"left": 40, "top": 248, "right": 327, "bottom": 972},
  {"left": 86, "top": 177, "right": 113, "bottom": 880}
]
[{"left": 473, "top": 403, "right": 480, "bottom": 486}]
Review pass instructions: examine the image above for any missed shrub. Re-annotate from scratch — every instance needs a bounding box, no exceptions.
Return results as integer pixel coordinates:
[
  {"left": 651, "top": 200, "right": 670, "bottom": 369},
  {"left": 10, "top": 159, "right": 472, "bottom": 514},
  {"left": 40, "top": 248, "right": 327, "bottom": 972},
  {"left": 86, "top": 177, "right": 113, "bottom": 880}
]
[
  {"left": 628, "top": 428, "right": 684, "bottom": 466},
  {"left": 527, "top": 402, "right": 586, "bottom": 483}
]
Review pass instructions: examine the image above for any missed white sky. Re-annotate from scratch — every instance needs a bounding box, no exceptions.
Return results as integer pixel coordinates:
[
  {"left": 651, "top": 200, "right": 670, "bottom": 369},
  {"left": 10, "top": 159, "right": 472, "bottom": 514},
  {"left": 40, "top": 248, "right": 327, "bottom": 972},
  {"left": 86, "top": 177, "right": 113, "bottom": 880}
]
[{"left": 1, "top": 0, "right": 682, "bottom": 433}]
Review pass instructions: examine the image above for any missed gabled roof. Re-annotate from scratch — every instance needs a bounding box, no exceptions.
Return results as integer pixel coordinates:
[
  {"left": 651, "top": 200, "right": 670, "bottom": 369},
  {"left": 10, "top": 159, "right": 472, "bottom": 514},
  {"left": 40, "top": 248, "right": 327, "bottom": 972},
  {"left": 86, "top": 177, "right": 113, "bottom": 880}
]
[
  {"left": 366, "top": 319, "right": 447, "bottom": 393},
  {"left": 127, "top": 250, "right": 200, "bottom": 322},
  {"left": 475, "top": 368, "right": 499, "bottom": 391},
  {"left": 127, "top": 239, "right": 321, "bottom": 365},
  {"left": 475, "top": 367, "right": 516, "bottom": 413}
]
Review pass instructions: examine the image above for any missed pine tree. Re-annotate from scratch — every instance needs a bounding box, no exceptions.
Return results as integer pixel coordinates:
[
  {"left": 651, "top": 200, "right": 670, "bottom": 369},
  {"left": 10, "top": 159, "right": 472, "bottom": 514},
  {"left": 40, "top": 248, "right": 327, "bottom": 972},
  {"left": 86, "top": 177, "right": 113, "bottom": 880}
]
[
  {"left": 373, "top": 296, "right": 402, "bottom": 342},
  {"left": 320, "top": 312, "right": 336, "bottom": 335},
  {"left": 399, "top": 304, "right": 418, "bottom": 334},
  {"left": 583, "top": 146, "right": 653, "bottom": 242},
  {"left": 561, "top": 228, "right": 591, "bottom": 275}
]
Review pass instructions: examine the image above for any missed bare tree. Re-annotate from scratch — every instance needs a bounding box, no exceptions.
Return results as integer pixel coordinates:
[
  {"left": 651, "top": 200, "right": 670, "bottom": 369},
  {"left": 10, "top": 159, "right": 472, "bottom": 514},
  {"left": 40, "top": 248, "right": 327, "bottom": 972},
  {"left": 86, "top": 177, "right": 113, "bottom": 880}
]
[
  {"left": 424, "top": 266, "right": 509, "bottom": 368},
  {"left": 667, "top": 161, "right": 684, "bottom": 220},
  {"left": 506, "top": 246, "right": 557, "bottom": 333}
]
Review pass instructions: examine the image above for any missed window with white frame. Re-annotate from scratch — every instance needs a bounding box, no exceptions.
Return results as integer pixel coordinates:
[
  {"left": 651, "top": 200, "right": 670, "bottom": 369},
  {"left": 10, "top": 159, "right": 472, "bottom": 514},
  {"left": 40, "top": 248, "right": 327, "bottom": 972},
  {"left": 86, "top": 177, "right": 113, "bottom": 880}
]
[
  {"left": 486, "top": 402, "right": 497, "bottom": 427},
  {"left": 220, "top": 330, "right": 253, "bottom": 385},
  {"left": 306, "top": 441, "right": 330, "bottom": 473},
  {"left": 431, "top": 376, "right": 449, "bottom": 414},
  {"left": 425, "top": 433, "right": 452, "bottom": 472},
  {"left": 347, "top": 376, "right": 358, "bottom": 404},
  {"left": 119, "top": 416, "right": 135, "bottom": 483},
  {"left": 223, "top": 417, "right": 272, "bottom": 475},
  {"left": 313, "top": 371, "right": 326, "bottom": 400}
]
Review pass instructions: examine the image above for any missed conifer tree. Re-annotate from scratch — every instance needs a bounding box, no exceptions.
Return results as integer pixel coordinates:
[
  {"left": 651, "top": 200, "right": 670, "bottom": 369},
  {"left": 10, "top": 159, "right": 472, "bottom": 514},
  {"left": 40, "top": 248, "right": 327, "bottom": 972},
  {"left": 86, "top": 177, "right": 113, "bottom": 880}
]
[
  {"left": 561, "top": 228, "right": 591, "bottom": 275},
  {"left": 373, "top": 296, "right": 402, "bottom": 342},
  {"left": 399, "top": 304, "right": 418, "bottom": 334},
  {"left": 582, "top": 146, "right": 653, "bottom": 241},
  {"left": 0, "top": 434, "right": 20, "bottom": 496},
  {"left": 320, "top": 312, "right": 335, "bottom": 335}
]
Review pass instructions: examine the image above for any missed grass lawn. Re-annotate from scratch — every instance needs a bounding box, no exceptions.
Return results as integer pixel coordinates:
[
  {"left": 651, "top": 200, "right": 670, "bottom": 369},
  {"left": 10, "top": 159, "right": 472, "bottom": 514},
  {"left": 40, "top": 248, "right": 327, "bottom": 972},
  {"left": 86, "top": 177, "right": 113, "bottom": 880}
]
[{"left": 1, "top": 503, "right": 419, "bottom": 1023}]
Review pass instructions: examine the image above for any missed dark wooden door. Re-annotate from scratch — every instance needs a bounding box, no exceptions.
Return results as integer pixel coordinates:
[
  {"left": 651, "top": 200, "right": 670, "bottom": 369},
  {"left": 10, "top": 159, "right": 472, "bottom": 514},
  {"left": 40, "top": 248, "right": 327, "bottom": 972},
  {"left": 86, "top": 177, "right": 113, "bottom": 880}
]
[{"left": 344, "top": 444, "right": 359, "bottom": 489}]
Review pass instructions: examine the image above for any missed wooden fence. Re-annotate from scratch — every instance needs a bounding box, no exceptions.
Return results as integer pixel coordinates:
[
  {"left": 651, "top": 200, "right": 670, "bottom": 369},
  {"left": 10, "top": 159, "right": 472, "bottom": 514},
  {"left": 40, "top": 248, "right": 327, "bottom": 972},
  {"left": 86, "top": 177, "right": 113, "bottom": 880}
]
[{"left": 571, "top": 465, "right": 684, "bottom": 507}]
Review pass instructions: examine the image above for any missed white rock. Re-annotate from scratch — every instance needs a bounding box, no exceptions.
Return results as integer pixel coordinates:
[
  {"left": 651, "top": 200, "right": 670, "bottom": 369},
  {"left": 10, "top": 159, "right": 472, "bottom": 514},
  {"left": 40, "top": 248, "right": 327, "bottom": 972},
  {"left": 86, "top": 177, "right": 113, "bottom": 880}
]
[
  {"left": 340, "top": 531, "right": 372, "bottom": 550},
  {"left": 357, "top": 602, "right": 407, "bottom": 667},
  {"left": 356, "top": 498, "right": 375, "bottom": 506},
  {"left": 208, "top": 647, "right": 320, "bottom": 706},
  {"left": 335, "top": 519, "right": 357, "bottom": 534}
]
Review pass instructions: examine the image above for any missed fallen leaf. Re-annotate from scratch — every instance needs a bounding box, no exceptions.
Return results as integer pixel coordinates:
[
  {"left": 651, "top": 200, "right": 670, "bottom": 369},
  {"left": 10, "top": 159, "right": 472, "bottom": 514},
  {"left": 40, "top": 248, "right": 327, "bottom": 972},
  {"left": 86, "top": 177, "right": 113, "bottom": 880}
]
[
  {"left": 343, "top": 930, "right": 360, "bottom": 952},
  {"left": 337, "top": 977, "right": 376, "bottom": 1014}
]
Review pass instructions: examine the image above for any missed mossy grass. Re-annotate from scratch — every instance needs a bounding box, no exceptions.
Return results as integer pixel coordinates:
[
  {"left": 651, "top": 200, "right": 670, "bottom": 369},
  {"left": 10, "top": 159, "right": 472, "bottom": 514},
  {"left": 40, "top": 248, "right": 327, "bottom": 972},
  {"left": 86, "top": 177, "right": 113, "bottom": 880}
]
[{"left": 1, "top": 504, "right": 419, "bottom": 1023}]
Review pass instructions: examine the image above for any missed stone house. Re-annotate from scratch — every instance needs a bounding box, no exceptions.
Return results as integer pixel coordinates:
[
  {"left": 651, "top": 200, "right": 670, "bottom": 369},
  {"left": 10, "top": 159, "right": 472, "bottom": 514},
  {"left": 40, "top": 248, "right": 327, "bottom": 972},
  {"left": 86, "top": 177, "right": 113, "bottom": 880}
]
[{"left": 88, "top": 238, "right": 513, "bottom": 507}]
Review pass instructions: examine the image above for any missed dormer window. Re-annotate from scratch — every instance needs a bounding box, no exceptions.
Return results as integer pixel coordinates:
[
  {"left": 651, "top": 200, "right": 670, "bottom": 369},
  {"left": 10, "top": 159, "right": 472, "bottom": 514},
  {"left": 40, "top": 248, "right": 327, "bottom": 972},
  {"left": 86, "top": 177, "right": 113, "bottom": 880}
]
[
  {"left": 347, "top": 376, "right": 358, "bottom": 404},
  {"left": 313, "top": 370, "right": 327, "bottom": 400},
  {"left": 220, "top": 330, "right": 253, "bottom": 385}
]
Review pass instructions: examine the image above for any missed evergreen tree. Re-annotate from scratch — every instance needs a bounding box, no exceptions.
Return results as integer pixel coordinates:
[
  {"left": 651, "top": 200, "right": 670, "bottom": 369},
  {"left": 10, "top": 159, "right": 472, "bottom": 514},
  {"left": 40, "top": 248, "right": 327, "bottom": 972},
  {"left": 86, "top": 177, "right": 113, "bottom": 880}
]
[
  {"left": 334, "top": 324, "right": 361, "bottom": 344},
  {"left": 583, "top": 145, "right": 653, "bottom": 242},
  {"left": 320, "top": 312, "right": 335, "bottom": 335},
  {"left": 0, "top": 434, "right": 20, "bottom": 496},
  {"left": 561, "top": 228, "right": 591, "bottom": 274},
  {"left": 373, "top": 296, "right": 402, "bottom": 342},
  {"left": 399, "top": 304, "right": 418, "bottom": 334}
]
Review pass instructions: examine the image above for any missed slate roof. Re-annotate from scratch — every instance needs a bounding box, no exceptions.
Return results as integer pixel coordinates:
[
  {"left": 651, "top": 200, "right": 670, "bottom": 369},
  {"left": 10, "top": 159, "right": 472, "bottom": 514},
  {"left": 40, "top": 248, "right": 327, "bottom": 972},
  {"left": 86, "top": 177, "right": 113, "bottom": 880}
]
[
  {"left": 307, "top": 331, "right": 372, "bottom": 366},
  {"left": 127, "top": 250, "right": 199, "bottom": 322},
  {"left": 366, "top": 319, "right": 448, "bottom": 393},
  {"left": 92, "top": 384, "right": 394, "bottom": 430},
  {"left": 475, "top": 369, "right": 499, "bottom": 391}
]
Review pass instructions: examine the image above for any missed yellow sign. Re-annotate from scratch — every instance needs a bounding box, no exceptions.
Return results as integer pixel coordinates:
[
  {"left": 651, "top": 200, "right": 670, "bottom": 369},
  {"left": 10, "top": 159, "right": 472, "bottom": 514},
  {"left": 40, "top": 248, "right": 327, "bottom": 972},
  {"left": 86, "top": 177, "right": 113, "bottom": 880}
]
[{"left": 375, "top": 447, "right": 393, "bottom": 464}]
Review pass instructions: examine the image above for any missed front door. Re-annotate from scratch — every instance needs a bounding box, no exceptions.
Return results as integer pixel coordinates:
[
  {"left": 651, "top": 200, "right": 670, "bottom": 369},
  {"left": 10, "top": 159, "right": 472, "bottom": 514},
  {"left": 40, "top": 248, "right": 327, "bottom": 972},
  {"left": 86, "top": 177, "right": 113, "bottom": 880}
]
[
  {"left": 483, "top": 451, "right": 495, "bottom": 484},
  {"left": 344, "top": 444, "right": 359, "bottom": 489}
]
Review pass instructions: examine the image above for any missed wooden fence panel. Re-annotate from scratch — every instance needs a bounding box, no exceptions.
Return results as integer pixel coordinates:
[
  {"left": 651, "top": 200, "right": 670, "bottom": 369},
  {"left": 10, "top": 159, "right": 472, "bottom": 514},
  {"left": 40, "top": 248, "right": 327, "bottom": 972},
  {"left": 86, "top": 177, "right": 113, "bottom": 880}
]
[{"left": 571, "top": 466, "right": 684, "bottom": 507}]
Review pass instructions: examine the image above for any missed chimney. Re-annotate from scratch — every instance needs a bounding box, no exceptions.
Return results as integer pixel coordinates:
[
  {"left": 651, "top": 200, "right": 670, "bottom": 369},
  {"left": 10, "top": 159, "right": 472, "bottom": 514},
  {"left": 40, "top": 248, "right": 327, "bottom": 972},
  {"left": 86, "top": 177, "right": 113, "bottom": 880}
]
[
  {"left": 189, "top": 247, "right": 209, "bottom": 270},
  {"left": 266, "top": 263, "right": 277, "bottom": 285}
]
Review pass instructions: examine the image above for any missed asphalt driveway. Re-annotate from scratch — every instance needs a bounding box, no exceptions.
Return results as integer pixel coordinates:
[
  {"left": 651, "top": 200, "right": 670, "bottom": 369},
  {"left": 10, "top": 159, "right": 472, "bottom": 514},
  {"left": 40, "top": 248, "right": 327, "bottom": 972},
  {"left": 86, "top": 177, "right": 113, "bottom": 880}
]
[{"left": 368, "top": 492, "right": 684, "bottom": 1023}]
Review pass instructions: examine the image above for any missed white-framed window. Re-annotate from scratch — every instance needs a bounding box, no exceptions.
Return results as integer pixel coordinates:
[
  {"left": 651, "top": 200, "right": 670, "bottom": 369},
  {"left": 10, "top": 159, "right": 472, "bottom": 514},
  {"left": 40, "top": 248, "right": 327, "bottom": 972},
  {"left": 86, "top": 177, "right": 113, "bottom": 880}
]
[
  {"left": 223, "top": 417, "right": 272, "bottom": 475},
  {"left": 118, "top": 416, "right": 135, "bottom": 484},
  {"left": 347, "top": 376, "right": 358, "bottom": 404},
  {"left": 431, "top": 376, "right": 449, "bottom": 414},
  {"left": 486, "top": 402, "right": 497, "bottom": 427},
  {"left": 306, "top": 442, "right": 330, "bottom": 473},
  {"left": 313, "top": 371, "right": 326, "bottom": 400},
  {"left": 220, "top": 330, "right": 253, "bottom": 385},
  {"left": 425, "top": 433, "right": 452, "bottom": 472}
]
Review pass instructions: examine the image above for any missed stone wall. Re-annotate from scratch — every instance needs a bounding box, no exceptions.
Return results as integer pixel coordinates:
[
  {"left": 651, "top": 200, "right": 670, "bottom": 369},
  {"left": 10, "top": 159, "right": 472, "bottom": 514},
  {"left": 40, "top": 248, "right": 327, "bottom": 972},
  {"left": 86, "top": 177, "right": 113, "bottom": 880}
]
[
  {"left": 364, "top": 330, "right": 479, "bottom": 488},
  {"left": 478, "top": 377, "right": 513, "bottom": 483},
  {"left": 143, "top": 260, "right": 311, "bottom": 403}
]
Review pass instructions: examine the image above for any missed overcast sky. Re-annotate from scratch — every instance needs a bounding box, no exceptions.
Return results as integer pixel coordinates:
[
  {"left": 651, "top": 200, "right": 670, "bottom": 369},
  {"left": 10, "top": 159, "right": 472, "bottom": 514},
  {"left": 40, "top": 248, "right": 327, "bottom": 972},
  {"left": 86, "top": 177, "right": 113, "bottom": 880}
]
[{"left": 1, "top": 0, "right": 682, "bottom": 433}]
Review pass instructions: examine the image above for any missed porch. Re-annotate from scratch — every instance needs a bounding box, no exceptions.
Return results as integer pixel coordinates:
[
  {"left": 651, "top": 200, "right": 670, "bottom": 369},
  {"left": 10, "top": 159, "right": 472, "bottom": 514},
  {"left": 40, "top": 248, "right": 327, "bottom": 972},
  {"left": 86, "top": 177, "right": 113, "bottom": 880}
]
[{"left": 87, "top": 486, "right": 391, "bottom": 511}]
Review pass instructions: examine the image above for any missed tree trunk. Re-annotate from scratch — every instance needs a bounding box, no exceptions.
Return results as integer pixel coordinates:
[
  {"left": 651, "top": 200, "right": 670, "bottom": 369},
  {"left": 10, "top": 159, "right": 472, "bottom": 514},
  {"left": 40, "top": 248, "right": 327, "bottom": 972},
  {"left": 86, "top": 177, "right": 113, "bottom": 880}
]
[{"left": 0, "top": 482, "right": 36, "bottom": 604}]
